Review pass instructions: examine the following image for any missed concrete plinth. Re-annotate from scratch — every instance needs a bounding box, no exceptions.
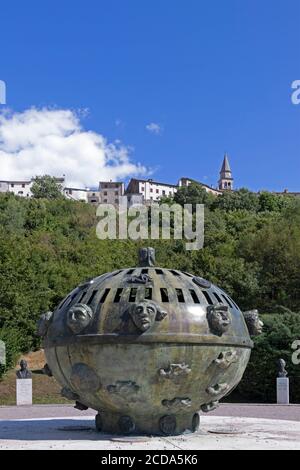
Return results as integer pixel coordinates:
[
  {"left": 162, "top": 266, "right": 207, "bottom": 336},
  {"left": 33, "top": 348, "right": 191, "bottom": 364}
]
[
  {"left": 277, "top": 378, "right": 289, "bottom": 405},
  {"left": 16, "top": 379, "right": 32, "bottom": 406}
]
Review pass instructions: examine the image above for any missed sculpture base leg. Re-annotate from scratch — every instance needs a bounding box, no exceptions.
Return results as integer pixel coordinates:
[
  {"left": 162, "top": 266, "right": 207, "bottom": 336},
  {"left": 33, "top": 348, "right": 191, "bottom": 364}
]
[{"left": 95, "top": 411, "right": 200, "bottom": 436}]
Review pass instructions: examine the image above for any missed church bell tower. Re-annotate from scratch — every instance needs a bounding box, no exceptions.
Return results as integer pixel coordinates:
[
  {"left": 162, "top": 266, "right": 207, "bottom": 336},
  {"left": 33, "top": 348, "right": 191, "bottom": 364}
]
[{"left": 218, "top": 154, "right": 234, "bottom": 190}]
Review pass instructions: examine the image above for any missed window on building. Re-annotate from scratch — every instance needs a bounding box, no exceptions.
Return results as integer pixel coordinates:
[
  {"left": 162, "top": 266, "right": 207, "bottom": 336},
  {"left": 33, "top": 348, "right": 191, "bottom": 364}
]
[
  {"left": 141, "top": 186, "right": 144, "bottom": 191},
  {"left": 115, "top": 199, "right": 118, "bottom": 204},
  {"left": 115, "top": 191, "right": 119, "bottom": 195},
  {"left": 162, "top": 190, "right": 166, "bottom": 196},
  {"left": 104, "top": 191, "right": 108, "bottom": 195},
  {"left": 156, "top": 189, "right": 159, "bottom": 193},
  {"left": 22, "top": 184, "right": 25, "bottom": 188},
  {"left": 18, "top": 191, "right": 23, "bottom": 195},
  {"left": 103, "top": 198, "right": 108, "bottom": 203},
  {"left": 11, "top": 184, "right": 14, "bottom": 188},
  {"left": 150, "top": 188, "right": 153, "bottom": 193}
]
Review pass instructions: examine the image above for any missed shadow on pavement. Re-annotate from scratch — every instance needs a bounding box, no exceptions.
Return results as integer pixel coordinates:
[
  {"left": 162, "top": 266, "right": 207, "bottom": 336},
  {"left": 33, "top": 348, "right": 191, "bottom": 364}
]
[{"left": 0, "top": 418, "right": 113, "bottom": 441}]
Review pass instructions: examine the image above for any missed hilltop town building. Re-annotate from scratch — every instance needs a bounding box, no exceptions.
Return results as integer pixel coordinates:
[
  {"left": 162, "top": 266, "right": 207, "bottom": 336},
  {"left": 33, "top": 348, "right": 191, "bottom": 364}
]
[
  {"left": 87, "top": 190, "right": 101, "bottom": 205},
  {"left": 0, "top": 156, "right": 234, "bottom": 204},
  {"left": 0, "top": 180, "right": 32, "bottom": 197},
  {"left": 64, "top": 187, "right": 88, "bottom": 202},
  {"left": 99, "top": 181, "right": 125, "bottom": 205},
  {"left": 0, "top": 177, "right": 65, "bottom": 198},
  {"left": 126, "top": 178, "right": 178, "bottom": 203},
  {"left": 2, "top": 154, "right": 298, "bottom": 205},
  {"left": 178, "top": 177, "right": 222, "bottom": 196}
]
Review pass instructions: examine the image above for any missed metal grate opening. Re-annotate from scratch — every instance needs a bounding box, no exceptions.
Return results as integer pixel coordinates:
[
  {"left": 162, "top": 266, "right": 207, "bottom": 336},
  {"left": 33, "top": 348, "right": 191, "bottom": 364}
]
[
  {"left": 145, "top": 287, "right": 152, "bottom": 300},
  {"left": 87, "top": 290, "right": 98, "bottom": 305},
  {"left": 189, "top": 289, "right": 200, "bottom": 304},
  {"left": 202, "top": 290, "right": 214, "bottom": 305},
  {"left": 129, "top": 288, "right": 138, "bottom": 302},
  {"left": 176, "top": 288, "right": 185, "bottom": 303},
  {"left": 126, "top": 269, "right": 135, "bottom": 275},
  {"left": 114, "top": 288, "right": 123, "bottom": 303},
  {"left": 59, "top": 295, "right": 71, "bottom": 310},
  {"left": 170, "top": 270, "right": 181, "bottom": 276},
  {"left": 77, "top": 291, "right": 87, "bottom": 304},
  {"left": 155, "top": 269, "right": 164, "bottom": 275},
  {"left": 228, "top": 296, "right": 239, "bottom": 309},
  {"left": 100, "top": 288, "right": 110, "bottom": 303},
  {"left": 110, "top": 270, "right": 122, "bottom": 277},
  {"left": 141, "top": 268, "right": 148, "bottom": 274},
  {"left": 183, "top": 272, "right": 193, "bottom": 277},
  {"left": 221, "top": 294, "right": 233, "bottom": 308},
  {"left": 213, "top": 292, "right": 223, "bottom": 304},
  {"left": 160, "top": 288, "right": 169, "bottom": 302}
]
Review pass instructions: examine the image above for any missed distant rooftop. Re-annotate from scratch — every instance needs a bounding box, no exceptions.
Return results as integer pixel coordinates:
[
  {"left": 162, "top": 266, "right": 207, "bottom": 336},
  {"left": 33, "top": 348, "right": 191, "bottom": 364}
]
[{"left": 128, "top": 177, "right": 178, "bottom": 188}]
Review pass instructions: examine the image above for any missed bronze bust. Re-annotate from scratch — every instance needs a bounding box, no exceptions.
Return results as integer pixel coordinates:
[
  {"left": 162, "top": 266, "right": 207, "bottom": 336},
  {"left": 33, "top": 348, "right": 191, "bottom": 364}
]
[
  {"left": 277, "top": 358, "right": 288, "bottom": 378},
  {"left": 16, "top": 359, "right": 32, "bottom": 379}
]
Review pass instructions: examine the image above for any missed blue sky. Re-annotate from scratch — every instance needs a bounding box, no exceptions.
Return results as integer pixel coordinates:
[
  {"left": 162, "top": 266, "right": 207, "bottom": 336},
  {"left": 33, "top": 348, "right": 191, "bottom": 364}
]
[{"left": 0, "top": 0, "right": 300, "bottom": 191}]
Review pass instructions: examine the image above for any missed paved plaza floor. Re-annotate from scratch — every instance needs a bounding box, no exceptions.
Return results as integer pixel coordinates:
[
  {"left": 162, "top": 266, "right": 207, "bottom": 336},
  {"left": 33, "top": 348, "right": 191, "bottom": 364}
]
[{"left": 0, "top": 404, "right": 299, "bottom": 450}]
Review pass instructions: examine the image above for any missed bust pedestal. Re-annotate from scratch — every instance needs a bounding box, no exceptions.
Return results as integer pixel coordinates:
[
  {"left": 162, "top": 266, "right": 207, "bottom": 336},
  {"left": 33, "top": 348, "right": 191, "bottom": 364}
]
[
  {"left": 277, "top": 377, "right": 289, "bottom": 405},
  {"left": 16, "top": 379, "right": 32, "bottom": 406}
]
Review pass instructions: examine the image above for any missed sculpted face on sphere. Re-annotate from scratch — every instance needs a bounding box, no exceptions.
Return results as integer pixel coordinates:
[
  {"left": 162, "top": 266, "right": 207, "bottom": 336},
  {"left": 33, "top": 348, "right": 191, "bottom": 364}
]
[
  {"left": 129, "top": 301, "right": 167, "bottom": 332},
  {"left": 243, "top": 309, "right": 263, "bottom": 336},
  {"left": 67, "top": 303, "right": 93, "bottom": 334},
  {"left": 36, "top": 311, "right": 53, "bottom": 338},
  {"left": 139, "top": 247, "right": 156, "bottom": 267},
  {"left": 207, "top": 304, "right": 231, "bottom": 337}
]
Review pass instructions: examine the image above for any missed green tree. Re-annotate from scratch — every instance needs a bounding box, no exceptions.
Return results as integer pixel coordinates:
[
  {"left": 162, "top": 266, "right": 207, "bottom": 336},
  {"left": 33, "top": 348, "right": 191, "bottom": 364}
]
[
  {"left": 173, "top": 182, "right": 216, "bottom": 208},
  {"left": 31, "top": 175, "right": 64, "bottom": 200},
  {"left": 213, "top": 188, "right": 260, "bottom": 212},
  {"left": 258, "top": 191, "right": 289, "bottom": 212},
  {"left": 232, "top": 313, "right": 300, "bottom": 403},
  {"left": 0, "top": 189, "right": 300, "bottom": 400}
]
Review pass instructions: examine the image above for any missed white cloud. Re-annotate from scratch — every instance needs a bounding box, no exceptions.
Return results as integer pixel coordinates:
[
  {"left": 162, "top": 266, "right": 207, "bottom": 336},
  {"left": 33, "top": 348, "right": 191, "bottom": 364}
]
[
  {"left": 146, "top": 122, "right": 163, "bottom": 135},
  {"left": 0, "top": 108, "right": 147, "bottom": 188}
]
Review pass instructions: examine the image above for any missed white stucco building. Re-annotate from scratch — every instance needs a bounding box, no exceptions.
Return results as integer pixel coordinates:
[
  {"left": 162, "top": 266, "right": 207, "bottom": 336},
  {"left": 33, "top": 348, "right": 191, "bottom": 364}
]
[
  {"left": 178, "top": 177, "right": 222, "bottom": 196},
  {"left": 0, "top": 177, "right": 66, "bottom": 199},
  {"left": 126, "top": 178, "right": 177, "bottom": 203},
  {"left": 0, "top": 180, "right": 33, "bottom": 197},
  {"left": 64, "top": 187, "right": 89, "bottom": 202}
]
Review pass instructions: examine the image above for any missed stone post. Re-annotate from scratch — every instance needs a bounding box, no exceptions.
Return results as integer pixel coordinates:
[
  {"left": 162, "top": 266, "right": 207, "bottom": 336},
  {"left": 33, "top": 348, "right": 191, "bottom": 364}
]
[
  {"left": 16, "top": 359, "right": 32, "bottom": 406},
  {"left": 276, "top": 358, "right": 289, "bottom": 405},
  {"left": 0, "top": 340, "right": 5, "bottom": 366}
]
